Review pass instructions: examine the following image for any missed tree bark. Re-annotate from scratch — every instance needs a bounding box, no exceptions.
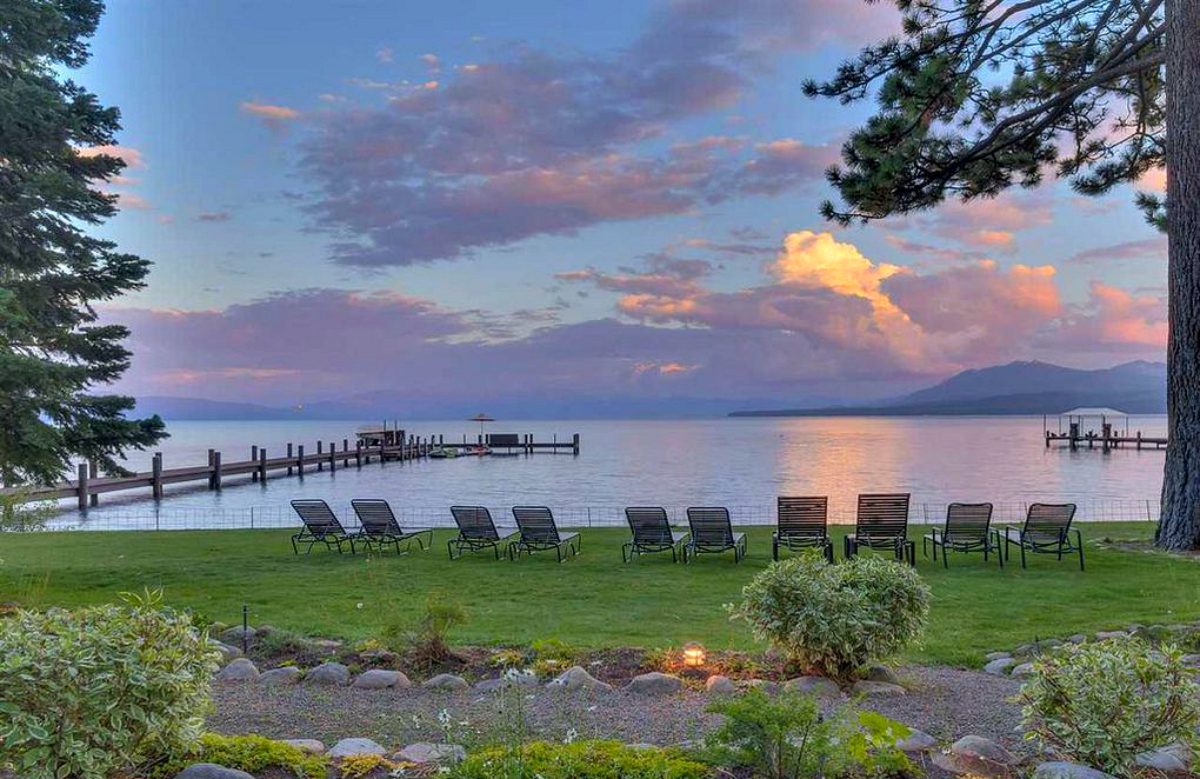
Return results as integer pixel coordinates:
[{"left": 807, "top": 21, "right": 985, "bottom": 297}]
[{"left": 1157, "top": 0, "right": 1200, "bottom": 549}]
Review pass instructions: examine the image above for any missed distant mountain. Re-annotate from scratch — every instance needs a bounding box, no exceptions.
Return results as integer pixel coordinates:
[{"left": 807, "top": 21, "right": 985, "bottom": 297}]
[
  {"left": 730, "top": 361, "right": 1167, "bottom": 417},
  {"left": 133, "top": 396, "right": 306, "bottom": 421}
]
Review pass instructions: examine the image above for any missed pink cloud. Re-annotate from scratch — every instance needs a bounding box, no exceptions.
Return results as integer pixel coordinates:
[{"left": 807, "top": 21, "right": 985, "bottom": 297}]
[
  {"left": 1069, "top": 237, "right": 1167, "bottom": 264},
  {"left": 240, "top": 101, "right": 301, "bottom": 129},
  {"left": 1047, "top": 282, "right": 1167, "bottom": 353}
]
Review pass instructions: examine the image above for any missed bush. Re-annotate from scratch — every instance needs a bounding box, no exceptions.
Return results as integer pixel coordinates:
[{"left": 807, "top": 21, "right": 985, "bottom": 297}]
[
  {"left": 0, "top": 590, "right": 220, "bottom": 779},
  {"left": 1019, "top": 636, "right": 1200, "bottom": 775},
  {"left": 381, "top": 591, "right": 468, "bottom": 671},
  {"left": 451, "top": 740, "right": 709, "bottom": 779},
  {"left": 729, "top": 553, "right": 930, "bottom": 681},
  {"left": 703, "top": 688, "right": 913, "bottom": 779},
  {"left": 151, "top": 733, "right": 329, "bottom": 779}
]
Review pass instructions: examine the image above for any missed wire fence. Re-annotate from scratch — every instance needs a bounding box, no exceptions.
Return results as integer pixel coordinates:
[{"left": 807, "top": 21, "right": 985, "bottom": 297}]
[{"left": 28, "top": 498, "right": 1163, "bottom": 533}]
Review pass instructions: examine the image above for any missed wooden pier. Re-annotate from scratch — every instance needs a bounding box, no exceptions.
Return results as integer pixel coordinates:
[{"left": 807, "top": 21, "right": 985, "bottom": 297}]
[
  {"left": 1045, "top": 428, "right": 1167, "bottom": 450},
  {"left": 5, "top": 428, "right": 580, "bottom": 511}
]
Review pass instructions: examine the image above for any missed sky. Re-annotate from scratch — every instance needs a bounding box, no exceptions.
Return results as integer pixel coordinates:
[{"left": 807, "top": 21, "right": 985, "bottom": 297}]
[{"left": 81, "top": 0, "right": 1169, "bottom": 413}]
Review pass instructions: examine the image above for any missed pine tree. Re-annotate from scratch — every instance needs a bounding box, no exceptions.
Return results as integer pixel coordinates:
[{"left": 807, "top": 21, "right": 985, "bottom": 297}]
[
  {"left": 807, "top": 0, "right": 1199, "bottom": 549},
  {"left": 0, "top": 0, "right": 165, "bottom": 488}
]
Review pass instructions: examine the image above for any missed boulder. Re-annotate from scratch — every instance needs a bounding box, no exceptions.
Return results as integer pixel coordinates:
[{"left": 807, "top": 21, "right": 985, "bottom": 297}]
[
  {"left": 423, "top": 673, "right": 470, "bottom": 691},
  {"left": 212, "top": 642, "right": 242, "bottom": 664},
  {"left": 305, "top": 662, "right": 351, "bottom": 686},
  {"left": 1094, "top": 631, "right": 1127, "bottom": 641},
  {"left": 1013, "top": 643, "right": 1035, "bottom": 657},
  {"left": 260, "top": 667, "right": 303, "bottom": 686},
  {"left": 174, "top": 764, "right": 255, "bottom": 779},
  {"left": 985, "top": 651, "right": 1012, "bottom": 661},
  {"left": 705, "top": 675, "right": 738, "bottom": 695},
  {"left": 547, "top": 666, "right": 613, "bottom": 693},
  {"left": 1032, "top": 762, "right": 1115, "bottom": 779},
  {"left": 327, "top": 738, "right": 387, "bottom": 758},
  {"left": 894, "top": 728, "right": 938, "bottom": 753},
  {"left": 851, "top": 680, "right": 905, "bottom": 696},
  {"left": 352, "top": 669, "right": 410, "bottom": 689},
  {"left": 1010, "top": 662, "right": 1036, "bottom": 678},
  {"left": 984, "top": 658, "right": 1017, "bottom": 676},
  {"left": 219, "top": 626, "right": 256, "bottom": 644},
  {"left": 281, "top": 739, "right": 325, "bottom": 754},
  {"left": 214, "top": 658, "right": 259, "bottom": 682},
  {"left": 1036, "top": 639, "right": 1063, "bottom": 651},
  {"left": 396, "top": 743, "right": 467, "bottom": 764},
  {"left": 625, "top": 672, "right": 684, "bottom": 696},
  {"left": 1067, "top": 634, "right": 1088, "bottom": 644},
  {"left": 863, "top": 665, "right": 901, "bottom": 685},
  {"left": 1135, "top": 744, "right": 1190, "bottom": 773},
  {"left": 255, "top": 624, "right": 277, "bottom": 636},
  {"left": 932, "top": 735, "right": 1019, "bottom": 778},
  {"left": 784, "top": 676, "right": 841, "bottom": 697},
  {"left": 475, "top": 670, "right": 538, "bottom": 692}
]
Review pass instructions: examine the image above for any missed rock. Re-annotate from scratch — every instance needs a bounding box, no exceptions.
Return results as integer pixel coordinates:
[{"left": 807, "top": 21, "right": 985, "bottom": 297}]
[
  {"left": 1068, "top": 634, "right": 1088, "bottom": 644},
  {"left": 1013, "top": 643, "right": 1035, "bottom": 657},
  {"left": 219, "top": 626, "right": 256, "bottom": 644},
  {"left": 260, "top": 667, "right": 303, "bottom": 686},
  {"left": 547, "top": 666, "right": 613, "bottom": 693},
  {"left": 1032, "top": 762, "right": 1115, "bottom": 779},
  {"left": 851, "top": 680, "right": 905, "bottom": 696},
  {"left": 396, "top": 743, "right": 467, "bottom": 764},
  {"left": 281, "top": 739, "right": 325, "bottom": 754},
  {"left": 255, "top": 624, "right": 276, "bottom": 636},
  {"left": 932, "top": 735, "right": 1019, "bottom": 778},
  {"left": 985, "top": 651, "right": 1012, "bottom": 661},
  {"left": 352, "top": 669, "right": 409, "bottom": 689},
  {"left": 214, "top": 658, "right": 259, "bottom": 682},
  {"left": 1010, "top": 662, "right": 1036, "bottom": 678},
  {"left": 211, "top": 641, "right": 242, "bottom": 664},
  {"left": 1094, "top": 630, "right": 1127, "bottom": 641},
  {"left": 312, "top": 638, "right": 343, "bottom": 652},
  {"left": 1036, "top": 639, "right": 1063, "bottom": 650},
  {"left": 1135, "top": 744, "right": 1190, "bottom": 773},
  {"left": 705, "top": 675, "right": 738, "bottom": 695},
  {"left": 625, "top": 672, "right": 684, "bottom": 695},
  {"left": 784, "top": 676, "right": 841, "bottom": 697},
  {"left": 174, "top": 764, "right": 255, "bottom": 779},
  {"left": 305, "top": 662, "right": 351, "bottom": 686},
  {"left": 474, "top": 671, "right": 537, "bottom": 693},
  {"left": 423, "top": 673, "right": 469, "bottom": 691},
  {"left": 894, "top": 728, "right": 938, "bottom": 753},
  {"left": 984, "top": 658, "right": 1017, "bottom": 676},
  {"left": 863, "top": 665, "right": 901, "bottom": 685},
  {"left": 328, "top": 738, "right": 387, "bottom": 758},
  {"left": 360, "top": 648, "right": 401, "bottom": 664}
]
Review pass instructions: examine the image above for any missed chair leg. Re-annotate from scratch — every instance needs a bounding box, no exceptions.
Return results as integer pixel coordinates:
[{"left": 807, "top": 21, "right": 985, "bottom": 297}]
[
  {"left": 1020, "top": 543, "right": 1027, "bottom": 569},
  {"left": 772, "top": 539, "right": 778, "bottom": 561},
  {"left": 942, "top": 542, "right": 949, "bottom": 568},
  {"left": 1077, "top": 531, "right": 1085, "bottom": 571}
]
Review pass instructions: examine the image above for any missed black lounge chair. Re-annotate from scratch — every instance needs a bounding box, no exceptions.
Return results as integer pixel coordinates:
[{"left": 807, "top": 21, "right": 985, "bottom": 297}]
[
  {"left": 351, "top": 499, "right": 434, "bottom": 554},
  {"left": 685, "top": 507, "right": 747, "bottom": 563},
  {"left": 1002, "top": 503, "right": 1082, "bottom": 570},
  {"left": 511, "top": 506, "right": 580, "bottom": 562},
  {"left": 448, "top": 506, "right": 517, "bottom": 560},
  {"left": 922, "top": 502, "right": 1000, "bottom": 567},
  {"left": 774, "top": 496, "right": 833, "bottom": 563},
  {"left": 844, "top": 493, "right": 914, "bottom": 565},
  {"left": 623, "top": 507, "right": 689, "bottom": 563},
  {"left": 290, "top": 499, "right": 359, "bottom": 555}
]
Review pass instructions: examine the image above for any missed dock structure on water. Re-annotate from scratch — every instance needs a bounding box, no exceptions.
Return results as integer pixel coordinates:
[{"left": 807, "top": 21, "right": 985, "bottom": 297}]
[
  {"left": 1043, "top": 407, "right": 1167, "bottom": 451},
  {"left": 5, "top": 425, "right": 580, "bottom": 512}
]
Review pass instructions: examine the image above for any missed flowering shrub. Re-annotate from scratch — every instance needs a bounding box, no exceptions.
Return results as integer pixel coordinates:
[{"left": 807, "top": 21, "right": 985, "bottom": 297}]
[
  {"left": 0, "top": 590, "right": 220, "bottom": 779},
  {"left": 451, "top": 740, "right": 709, "bottom": 779},
  {"left": 729, "top": 553, "right": 930, "bottom": 681},
  {"left": 1019, "top": 636, "right": 1200, "bottom": 775}
]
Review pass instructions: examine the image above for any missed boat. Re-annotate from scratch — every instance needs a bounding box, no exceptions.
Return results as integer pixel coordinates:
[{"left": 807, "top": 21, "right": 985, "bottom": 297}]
[
  {"left": 464, "top": 445, "right": 492, "bottom": 457},
  {"left": 429, "top": 446, "right": 457, "bottom": 459}
]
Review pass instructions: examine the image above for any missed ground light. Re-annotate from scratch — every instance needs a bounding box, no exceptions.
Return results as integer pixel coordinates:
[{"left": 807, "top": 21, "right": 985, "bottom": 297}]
[{"left": 682, "top": 642, "right": 706, "bottom": 668}]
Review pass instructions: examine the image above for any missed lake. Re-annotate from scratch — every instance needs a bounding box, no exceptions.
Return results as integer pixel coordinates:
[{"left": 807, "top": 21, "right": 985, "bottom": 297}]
[{"left": 51, "top": 416, "right": 1167, "bottom": 530}]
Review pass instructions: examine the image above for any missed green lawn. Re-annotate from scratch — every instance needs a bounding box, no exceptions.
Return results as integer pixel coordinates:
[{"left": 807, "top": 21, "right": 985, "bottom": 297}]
[{"left": 1, "top": 522, "right": 1196, "bottom": 666}]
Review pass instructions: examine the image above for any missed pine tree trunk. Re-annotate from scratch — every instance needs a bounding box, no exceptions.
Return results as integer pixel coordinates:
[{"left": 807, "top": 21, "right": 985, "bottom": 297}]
[{"left": 1157, "top": 0, "right": 1200, "bottom": 550}]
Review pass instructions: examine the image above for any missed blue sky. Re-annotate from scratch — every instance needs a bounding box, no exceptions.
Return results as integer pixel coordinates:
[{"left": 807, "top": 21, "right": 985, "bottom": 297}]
[{"left": 82, "top": 0, "right": 1169, "bottom": 409}]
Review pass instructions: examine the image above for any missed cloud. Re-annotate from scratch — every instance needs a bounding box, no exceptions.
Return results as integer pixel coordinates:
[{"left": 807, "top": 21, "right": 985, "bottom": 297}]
[
  {"left": 76, "top": 144, "right": 146, "bottom": 169},
  {"left": 240, "top": 101, "right": 301, "bottom": 129},
  {"left": 883, "top": 235, "right": 986, "bottom": 264},
  {"left": 115, "top": 193, "right": 152, "bottom": 210},
  {"left": 1069, "top": 237, "right": 1167, "bottom": 264},
  {"left": 197, "top": 211, "right": 232, "bottom": 222},
  {"left": 1046, "top": 282, "right": 1167, "bottom": 353},
  {"left": 919, "top": 193, "right": 1054, "bottom": 250}
]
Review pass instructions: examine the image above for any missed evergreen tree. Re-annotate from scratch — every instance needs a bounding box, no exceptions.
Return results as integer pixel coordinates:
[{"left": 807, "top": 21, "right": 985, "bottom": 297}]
[
  {"left": 0, "top": 0, "right": 165, "bottom": 488},
  {"left": 807, "top": 0, "right": 1199, "bottom": 549}
]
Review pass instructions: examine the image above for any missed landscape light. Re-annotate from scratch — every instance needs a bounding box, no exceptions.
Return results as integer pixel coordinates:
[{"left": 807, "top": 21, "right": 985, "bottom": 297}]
[{"left": 682, "top": 642, "right": 706, "bottom": 668}]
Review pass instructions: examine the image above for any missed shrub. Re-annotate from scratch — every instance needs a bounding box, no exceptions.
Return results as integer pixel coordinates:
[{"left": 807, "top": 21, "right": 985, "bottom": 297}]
[
  {"left": 338, "top": 752, "right": 395, "bottom": 778},
  {"left": 381, "top": 591, "right": 468, "bottom": 671},
  {"left": 150, "top": 733, "right": 329, "bottom": 779},
  {"left": 451, "top": 740, "right": 709, "bottom": 779},
  {"left": 1019, "top": 636, "right": 1200, "bottom": 775},
  {"left": 530, "top": 638, "right": 581, "bottom": 677},
  {"left": 703, "top": 688, "right": 913, "bottom": 779},
  {"left": 729, "top": 553, "right": 930, "bottom": 681},
  {"left": 0, "top": 590, "right": 220, "bottom": 779}
]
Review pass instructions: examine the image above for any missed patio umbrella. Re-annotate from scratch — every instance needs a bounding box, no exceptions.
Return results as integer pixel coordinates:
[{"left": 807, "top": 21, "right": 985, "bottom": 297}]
[{"left": 469, "top": 414, "right": 494, "bottom": 439}]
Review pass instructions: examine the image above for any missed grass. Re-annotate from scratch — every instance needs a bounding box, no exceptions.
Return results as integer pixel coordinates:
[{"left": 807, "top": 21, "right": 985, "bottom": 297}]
[{"left": 1, "top": 522, "right": 1197, "bottom": 667}]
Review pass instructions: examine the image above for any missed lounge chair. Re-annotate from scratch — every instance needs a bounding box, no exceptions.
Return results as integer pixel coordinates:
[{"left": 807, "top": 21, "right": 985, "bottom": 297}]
[
  {"left": 623, "top": 507, "right": 689, "bottom": 562},
  {"left": 844, "top": 493, "right": 914, "bottom": 565},
  {"left": 290, "top": 499, "right": 359, "bottom": 555},
  {"left": 922, "top": 502, "right": 1000, "bottom": 567},
  {"left": 351, "top": 499, "right": 434, "bottom": 554},
  {"left": 1002, "top": 503, "right": 1082, "bottom": 570},
  {"left": 511, "top": 506, "right": 580, "bottom": 562},
  {"left": 448, "top": 506, "right": 517, "bottom": 560},
  {"left": 685, "top": 507, "right": 747, "bottom": 563},
  {"left": 774, "top": 496, "right": 833, "bottom": 563}
]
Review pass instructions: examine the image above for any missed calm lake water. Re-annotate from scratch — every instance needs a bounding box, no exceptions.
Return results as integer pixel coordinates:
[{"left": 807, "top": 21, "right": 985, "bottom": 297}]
[{"left": 53, "top": 416, "right": 1167, "bottom": 530}]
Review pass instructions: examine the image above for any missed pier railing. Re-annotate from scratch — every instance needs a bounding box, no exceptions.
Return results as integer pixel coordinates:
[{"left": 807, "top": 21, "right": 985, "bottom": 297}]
[{"left": 29, "top": 498, "right": 1163, "bottom": 533}]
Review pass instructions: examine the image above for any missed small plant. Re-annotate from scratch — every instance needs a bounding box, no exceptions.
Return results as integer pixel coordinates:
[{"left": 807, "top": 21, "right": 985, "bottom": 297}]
[
  {"left": 338, "top": 752, "right": 395, "bottom": 778},
  {"left": 381, "top": 591, "right": 468, "bottom": 671},
  {"left": 703, "top": 688, "right": 913, "bottom": 779},
  {"left": 489, "top": 648, "right": 527, "bottom": 668},
  {"left": 0, "top": 590, "right": 220, "bottom": 779},
  {"left": 530, "top": 638, "right": 581, "bottom": 677},
  {"left": 150, "top": 733, "right": 329, "bottom": 779},
  {"left": 0, "top": 487, "right": 56, "bottom": 533},
  {"left": 1019, "top": 636, "right": 1200, "bottom": 775},
  {"left": 450, "top": 739, "right": 709, "bottom": 779},
  {"left": 729, "top": 552, "right": 930, "bottom": 681}
]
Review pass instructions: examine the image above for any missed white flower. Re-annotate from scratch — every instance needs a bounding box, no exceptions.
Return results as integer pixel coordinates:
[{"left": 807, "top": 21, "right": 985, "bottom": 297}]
[
  {"left": 564, "top": 728, "right": 578, "bottom": 744},
  {"left": 438, "top": 708, "right": 452, "bottom": 727},
  {"left": 356, "top": 602, "right": 364, "bottom": 610}
]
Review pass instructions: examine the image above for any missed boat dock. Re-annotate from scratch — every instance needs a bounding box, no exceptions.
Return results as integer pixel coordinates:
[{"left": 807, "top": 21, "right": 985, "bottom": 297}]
[
  {"left": 5, "top": 428, "right": 580, "bottom": 511},
  {"left": 1043, "top": 408, "right": 1167, "bottom": 451}
]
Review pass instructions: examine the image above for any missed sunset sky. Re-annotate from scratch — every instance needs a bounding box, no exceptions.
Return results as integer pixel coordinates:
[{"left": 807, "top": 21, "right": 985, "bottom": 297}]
[{"left": 84, "top": 0, "right": 1168, "bottom": 412}]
